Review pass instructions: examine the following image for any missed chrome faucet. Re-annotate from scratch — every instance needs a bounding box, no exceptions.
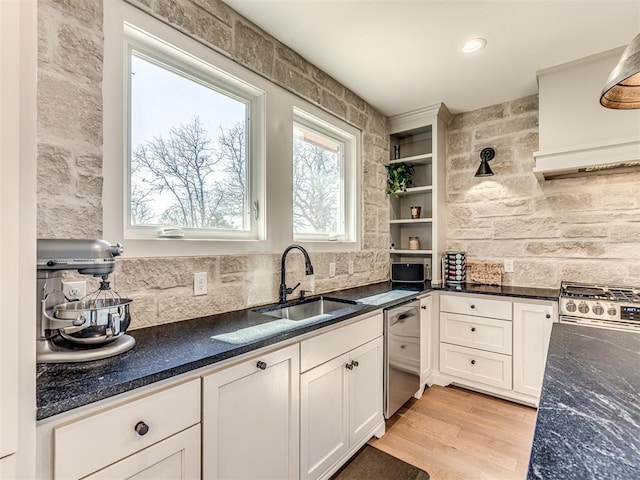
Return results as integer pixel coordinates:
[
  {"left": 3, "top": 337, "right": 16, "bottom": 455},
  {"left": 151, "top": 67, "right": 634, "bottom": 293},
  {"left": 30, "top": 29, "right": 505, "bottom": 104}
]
[{"left": 279, "top": 244, "right": 314, "bottom": 304}]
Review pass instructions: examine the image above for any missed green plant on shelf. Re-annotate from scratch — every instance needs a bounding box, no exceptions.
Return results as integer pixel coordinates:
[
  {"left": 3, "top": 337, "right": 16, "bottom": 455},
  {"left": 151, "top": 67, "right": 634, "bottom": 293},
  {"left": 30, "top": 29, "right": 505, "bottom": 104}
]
[{"left": 385, "top": 162, "right": 415, "bottom": 197}]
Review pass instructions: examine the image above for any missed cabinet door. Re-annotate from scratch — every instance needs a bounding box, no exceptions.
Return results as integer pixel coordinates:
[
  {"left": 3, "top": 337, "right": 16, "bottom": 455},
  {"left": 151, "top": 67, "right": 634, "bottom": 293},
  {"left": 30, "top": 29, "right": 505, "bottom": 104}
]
[
  {"left": 513, "top": 302, "right": 556, "bottom": 399},
  {"left": 84, "top": 425, "right": 200, "bottom": 480},
  {"left": 202, "top": 344, "right": 300, "bottom": 480},
  {"left": 349, "top": 337, "right": 384, "bottom": 446},
  {"left": 300, "top": 353, "right": 349, "bottom": 480}
]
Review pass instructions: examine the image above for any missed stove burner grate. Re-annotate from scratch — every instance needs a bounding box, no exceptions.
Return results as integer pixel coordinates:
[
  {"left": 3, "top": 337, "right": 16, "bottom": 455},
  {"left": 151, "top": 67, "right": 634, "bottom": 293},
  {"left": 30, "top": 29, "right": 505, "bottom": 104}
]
[
  {"left": 608, "top": 289, "right": 640, "bottom": 303},
  {"left": 562, "top": 285, "right": 609, "bottom": 299}
]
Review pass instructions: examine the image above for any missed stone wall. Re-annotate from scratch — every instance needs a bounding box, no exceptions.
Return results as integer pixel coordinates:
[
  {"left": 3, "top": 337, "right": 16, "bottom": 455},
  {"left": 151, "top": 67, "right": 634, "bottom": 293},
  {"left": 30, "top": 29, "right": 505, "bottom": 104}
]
[
  {"left": 37, "top": 0, "right": 390, "bottom": 328},
  {"left": 446, "top": 94, "right": 640, "bottom": 288}
]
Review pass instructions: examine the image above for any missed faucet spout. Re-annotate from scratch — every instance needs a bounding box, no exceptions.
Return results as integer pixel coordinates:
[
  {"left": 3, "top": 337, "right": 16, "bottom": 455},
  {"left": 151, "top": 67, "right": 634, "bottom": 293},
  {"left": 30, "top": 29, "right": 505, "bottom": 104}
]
[{"left": 279, "top": 244, "right": 314, "bottom": 303}]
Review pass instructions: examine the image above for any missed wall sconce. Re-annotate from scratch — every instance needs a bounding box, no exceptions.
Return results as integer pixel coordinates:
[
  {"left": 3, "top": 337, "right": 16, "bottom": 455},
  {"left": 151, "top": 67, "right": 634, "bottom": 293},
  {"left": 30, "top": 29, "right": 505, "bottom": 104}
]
[
  {"left": 600, "top": 32, "right": 640, "bottom": 109},
  {"left": 475, "top": 147, "right": 495, "bottom": 177}
]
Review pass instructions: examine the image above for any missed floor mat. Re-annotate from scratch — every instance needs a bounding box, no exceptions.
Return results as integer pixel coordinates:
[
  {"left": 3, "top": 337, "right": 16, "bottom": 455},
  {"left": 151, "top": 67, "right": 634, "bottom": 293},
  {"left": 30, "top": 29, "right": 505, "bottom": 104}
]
[{"left": 330, "top": 445, "right": 430, "bottom": 480}]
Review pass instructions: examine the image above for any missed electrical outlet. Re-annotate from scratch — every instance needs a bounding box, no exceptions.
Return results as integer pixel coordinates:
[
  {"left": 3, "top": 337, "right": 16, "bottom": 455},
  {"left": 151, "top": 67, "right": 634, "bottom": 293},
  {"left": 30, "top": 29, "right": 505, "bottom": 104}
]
[
  {"left": 348, "top": 260, "right": 354, "bottom": 276},
  {"left": 329, "top": 262, "right": 336, "bottom": 278},
  {"left": 504, "top": 259, "right": 514, "bottom": 273},
  {"left": 194, "top": 272, "right": 208, "bottom": 296},
  {"left": 62, "top": 280, "right": 86, "bottom": 300}
]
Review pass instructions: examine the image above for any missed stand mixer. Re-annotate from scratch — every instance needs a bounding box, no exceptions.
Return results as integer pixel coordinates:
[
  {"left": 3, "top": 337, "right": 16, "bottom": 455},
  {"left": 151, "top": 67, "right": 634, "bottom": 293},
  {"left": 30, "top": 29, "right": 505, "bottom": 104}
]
[{"left": 36, "top": 239, "right": 135, "bottom": 363}]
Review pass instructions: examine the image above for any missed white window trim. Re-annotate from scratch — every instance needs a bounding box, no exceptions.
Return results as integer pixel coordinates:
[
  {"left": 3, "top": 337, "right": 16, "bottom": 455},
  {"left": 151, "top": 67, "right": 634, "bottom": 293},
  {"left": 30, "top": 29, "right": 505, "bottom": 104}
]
[{"left": 104, "top": 1, "right": 361, "bottom": 257}]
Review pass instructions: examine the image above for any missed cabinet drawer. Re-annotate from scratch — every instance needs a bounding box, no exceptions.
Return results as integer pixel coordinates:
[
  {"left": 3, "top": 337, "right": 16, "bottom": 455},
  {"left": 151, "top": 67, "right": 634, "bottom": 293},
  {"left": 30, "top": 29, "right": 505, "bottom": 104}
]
[
  {"left": 54, "top": 379, "right": 200, "bottom": 479},
  {"left": 301, "top": 312, "right": 383, "bottom": 372},
  {"left": 440, "top": 294, "right": 512, "bottom": 320},
  {"left": 440, "top": 312, "right": 512, "bottom": 355},
  {"left": 439, "top": 343, "right": 512, "bottom": 390}
]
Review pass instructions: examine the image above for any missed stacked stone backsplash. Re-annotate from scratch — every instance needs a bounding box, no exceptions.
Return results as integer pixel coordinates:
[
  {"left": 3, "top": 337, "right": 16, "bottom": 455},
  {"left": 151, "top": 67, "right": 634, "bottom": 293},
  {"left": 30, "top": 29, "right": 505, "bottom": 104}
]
[
  {"left": 446, "top": 94, "right": 640, "bottom": 288},
  {"left": 37, "top": 0, "right": 390, "bottom": 329}
]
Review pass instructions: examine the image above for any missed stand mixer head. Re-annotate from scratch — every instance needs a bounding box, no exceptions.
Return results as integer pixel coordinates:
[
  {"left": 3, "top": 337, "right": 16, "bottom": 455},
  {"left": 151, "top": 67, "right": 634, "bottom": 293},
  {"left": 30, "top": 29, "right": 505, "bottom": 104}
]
[{"left": 36, "top": 239, "right": 135, "bottom": 363}]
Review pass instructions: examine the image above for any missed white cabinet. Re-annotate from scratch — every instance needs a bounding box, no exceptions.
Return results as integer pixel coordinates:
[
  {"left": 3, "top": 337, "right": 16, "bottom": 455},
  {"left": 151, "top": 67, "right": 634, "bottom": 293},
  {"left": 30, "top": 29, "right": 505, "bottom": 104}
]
[
  {"left": 300, "top": 313, "right": 384, "bottom": 480},
  {"left": 439, "top": 293, "right": 513, "bottom": 392},
  {"left": 83, "top": 426, "right": 200, "bottom": 480},
  {"left": 52, "top": 379, "right": 201, "bottom": 480},
  {"left": 513, "top": 301, "right": 557, "bottom": 400},
  {"left": 388, "top": 104, "right": 450, "bottom": 281},
  {"left": 437, "top": 292, "right": 557, "bottom": 405},
  {"left": 202, "top": 344, "right": 300, "bottom": 480}
]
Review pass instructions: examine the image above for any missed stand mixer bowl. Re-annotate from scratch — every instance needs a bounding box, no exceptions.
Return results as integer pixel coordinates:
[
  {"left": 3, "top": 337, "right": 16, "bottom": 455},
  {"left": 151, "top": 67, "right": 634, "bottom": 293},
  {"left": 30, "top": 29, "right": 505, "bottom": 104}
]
[{"left": 52, "top": 297, "right": 132, "bottom": 345}]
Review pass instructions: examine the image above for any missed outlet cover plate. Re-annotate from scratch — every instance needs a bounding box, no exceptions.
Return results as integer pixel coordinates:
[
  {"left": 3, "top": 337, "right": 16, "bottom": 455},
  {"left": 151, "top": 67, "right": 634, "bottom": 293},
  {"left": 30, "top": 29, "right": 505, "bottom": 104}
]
[
  {"left": 504, "top": 259, "right": 514, "bottom": 273},
  {"left": 329, "top": 262, "right": 336, "bottom": 278},
  {"left": 194, "top": 272, "right": 207, "bottom": 296},
  {"left": 62, "top": 280, "right": 86, "bottom": 300}
]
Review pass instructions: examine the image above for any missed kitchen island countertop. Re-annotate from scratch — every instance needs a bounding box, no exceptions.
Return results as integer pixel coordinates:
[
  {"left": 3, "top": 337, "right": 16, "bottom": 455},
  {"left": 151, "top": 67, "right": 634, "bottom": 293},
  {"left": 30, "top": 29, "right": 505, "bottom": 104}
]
[{"left": 527, "top": 323, "right": 640, "bottom": 479}]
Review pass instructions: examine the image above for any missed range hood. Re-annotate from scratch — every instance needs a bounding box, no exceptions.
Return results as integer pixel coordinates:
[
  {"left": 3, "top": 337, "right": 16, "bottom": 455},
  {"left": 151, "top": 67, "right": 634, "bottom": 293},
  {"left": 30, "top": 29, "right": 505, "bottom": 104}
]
[{"left": 534, "top": 48, "right": 640, "bottom": 180}]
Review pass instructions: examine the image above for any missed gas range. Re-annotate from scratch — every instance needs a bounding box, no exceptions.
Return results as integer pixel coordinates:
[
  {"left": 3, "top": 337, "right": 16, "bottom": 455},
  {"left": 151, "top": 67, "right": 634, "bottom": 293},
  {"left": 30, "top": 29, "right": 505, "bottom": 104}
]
[{"left": 559, "top": 282, "right": 640, "bottom": 332}]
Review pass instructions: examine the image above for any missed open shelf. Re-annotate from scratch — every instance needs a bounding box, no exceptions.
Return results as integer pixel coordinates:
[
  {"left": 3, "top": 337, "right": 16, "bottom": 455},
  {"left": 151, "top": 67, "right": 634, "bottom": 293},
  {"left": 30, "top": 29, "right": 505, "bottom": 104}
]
[
  {"left": 395, "top": 186, "right": 433, "bottom": 196},
  {"left": 390, "top": 249, "right": 433, "bottom": 255},
  {"left": 388, "top": 153, "right": 433, "bottom": 165},
  {"left": 388, "top": 104, "right": 449, "bottom": 282},
  {"left": 389, "top": 218, "right": 433, "bottom": 225}
]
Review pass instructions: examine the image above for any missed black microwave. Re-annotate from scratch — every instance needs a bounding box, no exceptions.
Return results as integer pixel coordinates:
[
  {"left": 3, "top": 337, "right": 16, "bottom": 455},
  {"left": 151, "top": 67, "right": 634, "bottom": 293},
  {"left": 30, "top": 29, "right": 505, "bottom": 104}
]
[{"left": 391, "top": 262, "right": 430, "bottom": 283}]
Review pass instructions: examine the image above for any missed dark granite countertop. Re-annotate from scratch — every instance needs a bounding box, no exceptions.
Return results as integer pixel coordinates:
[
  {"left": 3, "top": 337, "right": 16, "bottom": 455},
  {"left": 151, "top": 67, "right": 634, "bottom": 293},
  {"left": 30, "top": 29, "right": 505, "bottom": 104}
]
[
  {"left": 431, "top": 281, "right": 559, "bottom": 301},
  {"left": 527, "top": 323, "right": 640, "bottom": 479},
  {"left": 36, "top": 281, "right": 426, "bottom": 420}
]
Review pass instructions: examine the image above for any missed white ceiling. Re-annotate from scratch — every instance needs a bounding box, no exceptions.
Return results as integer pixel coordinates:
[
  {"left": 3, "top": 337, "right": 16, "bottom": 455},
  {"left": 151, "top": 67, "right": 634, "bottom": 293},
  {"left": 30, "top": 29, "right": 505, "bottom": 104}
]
[{"left": 223, "top": 0, "right": 640, "bottom": 116}]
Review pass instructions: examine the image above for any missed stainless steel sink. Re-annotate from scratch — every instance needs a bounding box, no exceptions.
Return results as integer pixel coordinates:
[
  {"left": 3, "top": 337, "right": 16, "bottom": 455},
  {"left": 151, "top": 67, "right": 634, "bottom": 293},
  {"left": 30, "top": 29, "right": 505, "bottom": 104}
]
[{"left": 254, "top": 296, "right": 359, "bottom": 321}]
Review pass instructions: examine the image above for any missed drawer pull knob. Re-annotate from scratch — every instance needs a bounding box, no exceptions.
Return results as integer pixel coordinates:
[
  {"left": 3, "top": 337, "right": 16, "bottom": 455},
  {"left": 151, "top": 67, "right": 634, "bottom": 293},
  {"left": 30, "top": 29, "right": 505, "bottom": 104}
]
[
  {"left": 421, "top": 305, "right": 427, "bottom": 310},
  {"left": 345, "top": 363, "right": 354, "bottom": 370},
  {"left": 351, "top": 360, "right": 359, "bottom": 367},
  {"left": 256, "top": 361, "right": 267, "bottom": 370},
  {"left": 135, "top": 421, "right": 149, "bottom": 436},
  {"left": 470, "top": 360, "right": 476, "bottom": 365},
  {"left": 546, "top": 314, "right": 551, "bottom": 319},
  {"left": 471, "top": 327, "right": 476, "bottom": 332},
  {"left": 470, "top": 304, "right": 476, "bottom": 309}
]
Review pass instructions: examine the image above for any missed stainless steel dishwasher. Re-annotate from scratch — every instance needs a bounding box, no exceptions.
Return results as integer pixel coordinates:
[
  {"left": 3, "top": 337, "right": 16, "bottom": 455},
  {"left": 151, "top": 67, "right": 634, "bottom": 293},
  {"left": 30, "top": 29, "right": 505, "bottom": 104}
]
[{"left": 384, "top": 298, "right": 421, "bottom": 419}]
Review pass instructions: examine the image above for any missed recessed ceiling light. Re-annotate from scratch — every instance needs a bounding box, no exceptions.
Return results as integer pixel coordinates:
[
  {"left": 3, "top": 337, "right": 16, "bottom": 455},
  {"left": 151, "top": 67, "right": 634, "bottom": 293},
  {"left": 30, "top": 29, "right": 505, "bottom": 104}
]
[{"left": 461, "top": 38, "right": 487, "bottom": 54}]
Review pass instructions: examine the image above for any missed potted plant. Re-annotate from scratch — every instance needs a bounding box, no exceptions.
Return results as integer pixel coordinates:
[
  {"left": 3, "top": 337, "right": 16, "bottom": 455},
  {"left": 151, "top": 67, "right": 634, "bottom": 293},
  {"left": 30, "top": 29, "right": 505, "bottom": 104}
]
[{"left": 385, "top": 163, "right": 415, "bottom": 196}]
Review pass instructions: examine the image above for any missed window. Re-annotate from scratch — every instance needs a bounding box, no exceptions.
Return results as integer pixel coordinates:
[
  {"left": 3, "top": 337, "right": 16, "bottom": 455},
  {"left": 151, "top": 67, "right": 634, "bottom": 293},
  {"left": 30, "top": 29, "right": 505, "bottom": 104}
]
[
  {"left": 117, "top": 19, "right": 265, "bottom": 242},
  {"left": 129, "top": 51, "right": 251, "bottom": 236},
  {"left": 293, "top": 109, "right": 356, "bottom": 242},
  {"left": 104, "top": 1, "right": 359, "bottom": 256}
]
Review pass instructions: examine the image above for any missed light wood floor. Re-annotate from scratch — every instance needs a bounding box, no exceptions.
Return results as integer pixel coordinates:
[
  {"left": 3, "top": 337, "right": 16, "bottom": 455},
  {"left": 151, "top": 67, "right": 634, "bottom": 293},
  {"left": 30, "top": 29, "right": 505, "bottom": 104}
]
[{"left": 369, "top": 385, "right": 537, "bottom": 480}]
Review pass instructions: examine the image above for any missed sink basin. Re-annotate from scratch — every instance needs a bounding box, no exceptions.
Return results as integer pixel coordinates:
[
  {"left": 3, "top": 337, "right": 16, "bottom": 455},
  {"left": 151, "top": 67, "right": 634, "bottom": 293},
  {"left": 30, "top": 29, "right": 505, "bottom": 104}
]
[{"left": 255, "top": 296, "right": 359, "bottom": 321}]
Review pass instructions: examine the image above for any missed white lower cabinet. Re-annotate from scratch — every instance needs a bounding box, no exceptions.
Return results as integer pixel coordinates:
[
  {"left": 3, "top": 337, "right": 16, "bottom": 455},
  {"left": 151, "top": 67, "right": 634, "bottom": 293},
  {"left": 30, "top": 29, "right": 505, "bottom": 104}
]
[
  {"left": 300, "top": 314, "right": 384, "bottom": 480},
  {"left": 202, "top": 343, "right": 300, "bottom": 480},
  {"left": 437, "top": 292, "right": 557, "bottom": 405},
  {"left": 513, "top": 301, "right": 557, "bottom": 399},
  {"left": 50, "top": 378, "right": 201, "bottom": 480},
  {"left": 84, "top": 425, "right": 200, "bottom": 480},
  {"left": 0, "top": 454, "right": 16, "bottom": 479}
]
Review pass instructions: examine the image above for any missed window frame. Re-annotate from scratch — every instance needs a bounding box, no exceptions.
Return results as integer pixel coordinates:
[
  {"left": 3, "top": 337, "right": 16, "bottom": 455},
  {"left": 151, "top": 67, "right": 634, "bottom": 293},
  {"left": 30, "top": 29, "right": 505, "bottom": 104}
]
[
  {"left": 123, "top": 23, "right": 263, "bottom": 241},
  {"left": 292, "top": 108, "right": 356, "bottom": 243}
]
